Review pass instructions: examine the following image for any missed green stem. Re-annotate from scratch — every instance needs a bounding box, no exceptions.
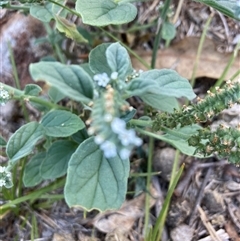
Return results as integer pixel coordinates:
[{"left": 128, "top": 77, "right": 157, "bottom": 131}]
[
  {"left": 100, "top": 27, "right": 151, "bottom": 70},
  {"left": 190, "top": 13, "right": 214, "bottom": 87},
  {"left": 214, "top": 40, "right": 240, "bottom": 88},
  {"left": 169, "top": 149, "right": 180, "bottom": 188},
  {"left": 152, "top": 164, "right": 184, "bottom": 240},
  {"left": 3, "top": 4, "right": 30, "bottom": 11},
  {"left": 136, "top": 127, "right": 189, "bottom": 141},
  {"left": 151, "top": 0, "right": 172, "bottom": 69},
  {"left": 1, "top": 83, "right": 68, "bottom": 110},
  {"left": 48, "top": 0, "right": 81, "bottom": 17},
  {"left": 8, "top": 42, "right": 21, "bottom": 90},
  {"left": 8, "top": 42, "right": 30, "bottom": 122},
  {"left": 130, "top": 119, "right": 153, "bottom": 128},
  {"left": 144, "top": 137, "right": 154, "bottom": 236},
  {"left": 230, "top": 69, "right": 240, "bottom": 81},
  {"left": 130, "top": 172, "right": 160, "bottom": 177},
  {"left": 0, "top": 178, "right": 65, "bottom": 211}
]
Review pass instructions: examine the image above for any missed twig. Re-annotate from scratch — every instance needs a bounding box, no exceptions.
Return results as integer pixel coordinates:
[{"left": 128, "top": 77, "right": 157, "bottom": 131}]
[{"left": 197, "top": 205, "right": 222, "bottom": 241}]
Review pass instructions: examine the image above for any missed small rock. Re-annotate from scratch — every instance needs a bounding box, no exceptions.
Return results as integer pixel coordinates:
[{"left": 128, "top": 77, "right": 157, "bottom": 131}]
[{"left": 170, "top": 224, "right": 194, "bottom": 241}]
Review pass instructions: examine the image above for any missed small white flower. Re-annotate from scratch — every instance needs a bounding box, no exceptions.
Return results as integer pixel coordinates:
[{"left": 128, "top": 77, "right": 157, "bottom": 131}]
[
  {"left": 104, "top": 114, "right": 113, "bottom": 122},
  {"left": 0, "top": 179, "right": 6, "bottom": 187},
  {"left": 100, "top": 141, "right": 117, "bottom": 158},
  {"left": 94, "top": 135, "right": 105, "bottom": 145},
  {"left": 111, "top": 117, "right": 126, "bottom": 134},
  {"left": 93, "top": 73, "right": 110, "bottom": 87},
  {"left": 0, "top": 166, "right": 6, "bottom": 173},
  {"left": 0, "top": 89, "right": 10, "bottom": 99},
  {"left": 134, "top": 137, "right": 143, "bottom": 146},
  {"left": 111, "top": 72, "right": 118, "bottom": 80},
  {"left": 119, "top": 148, "right": 131, "bottom": 159}
]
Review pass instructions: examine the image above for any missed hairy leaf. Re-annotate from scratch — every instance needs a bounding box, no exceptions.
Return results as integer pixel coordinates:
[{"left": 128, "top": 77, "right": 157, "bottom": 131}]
[
  {"left": 7, "top": 122, "right": 45, "bottom": 163},
  {"left": 41, "top": 140, "right": 77, "bottom": 179},
  {"left": 65, "top": 137, "right": 129, "bottom": 211},
  {"left": 41, "top": 110, "right": 85, "bottom": 137},
  {"left": 23, "top": 152, "right": 46, "bottom": 187},
  {"left": 30, "top": 62, "right": 93, "bottom": 103},
  {"left": 75, "top": 0, "right": 137, "bottom": 26}
]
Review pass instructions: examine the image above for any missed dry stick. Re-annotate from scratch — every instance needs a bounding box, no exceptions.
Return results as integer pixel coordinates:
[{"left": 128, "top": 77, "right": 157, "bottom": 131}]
[
  {"left": 197, "top": 205, "right": 222, "bottom": 241},
  {"left": 188, "top": 167, "right": 212, "bottom": 226},
  {"left": 172, "top": 0, "right": 184, "bottom": 24}
]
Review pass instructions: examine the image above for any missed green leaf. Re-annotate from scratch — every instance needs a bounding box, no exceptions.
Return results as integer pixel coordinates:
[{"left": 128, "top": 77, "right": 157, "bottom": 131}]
[
  {"left": 64, "top": 137, "right": 130, "bottom": 211},
  {"left": 30, "top": 2, "right": 53, "bottom": 22},
  {"left": 24, "top": 84, "right": 42, "bottom": 96},
  {"left": 71, "top": 128, "right": 89, "bottom": 144},
  {"left": 128, "top": 69, "right": 196, "bottom": 100},
  {"left": 30, "top": 61, "right": 93, "bottom": 104},
  {"left": 23, "top": 152, "right": 46, "bottom": 187},
  {"left": 55, "top": 15, "right": 88, "bottom": 43},
  {"left": 41, "top": 110, "right": 85, "bottom": 137},
  {"left": 161, "top": 21, "right": 176, "bottom": 41},
  {"left": 41, "top": 140, "right": 77, "bottom": 179},
  {"left": 156, "top": 125, "right": 204, "bottom": 156},
  {"left": 30, "top": 0, "right": 67, "bottom": 22},
  {"left": 75, "top": 0, "right": 137, "bottom": 26},
  {"left": 106, "top": 42, "right": 133, "bottom": 80},
  {"left": 141, "top": 93, "right": 179, "bottom": 112},
  {"left": 0, "top": 135, "right": 7, "bottom": 147},
  {"left": 48, "top": 86, "right": 65, "bottom": 103},
  {"left": 6, "top": 122, "right": 45, "bottom": 163},
  {"left": 195, "top": 0, "right": 240, "bottom": 21},
  {"left": 89, "top": 43, "right": 112, "bottom": 75}
]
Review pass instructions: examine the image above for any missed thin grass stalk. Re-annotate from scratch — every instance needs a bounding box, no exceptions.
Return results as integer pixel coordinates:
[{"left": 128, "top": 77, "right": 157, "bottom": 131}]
[
  {"left": 8, "top": 43, "right": 30, "bottom": 121},
  {"left": 190, "top": 13, "right": 214, "bottom": 87},
  {"left": 214, "top": 40, "right": 240, "bottom": 88},
  {"left": 151, "top": 164, "right": 185, "bottom": 241},
  {"left": 144, "top": 137, "right": 154, "bottom": 236},
  {"left": 151, "top": 0, "right": 173, "bottom": 69}
]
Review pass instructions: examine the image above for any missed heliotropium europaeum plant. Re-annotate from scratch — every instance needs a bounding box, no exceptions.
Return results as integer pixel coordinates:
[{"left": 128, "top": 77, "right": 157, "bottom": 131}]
[{"left": 1, "top": 0, "right": 240, "bottom": 212}]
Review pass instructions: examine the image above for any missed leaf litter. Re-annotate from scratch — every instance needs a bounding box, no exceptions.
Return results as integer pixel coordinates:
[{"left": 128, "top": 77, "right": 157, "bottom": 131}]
[{"left": 1, "top": 0, "right": 240, "bottom": 240}]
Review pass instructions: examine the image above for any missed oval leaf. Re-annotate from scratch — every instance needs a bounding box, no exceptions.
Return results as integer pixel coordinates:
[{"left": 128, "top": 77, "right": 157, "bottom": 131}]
[
  {"left": 41, "top": 110, "right": 85, "bottom": 137},
  {"left": 55, "top": 15, "right": 88, "bottom": 43},
  {"left": 23, "top": 152, "right": 46, "bottom": 187},
  {"left": 7, "top": 122, "right": 45, "bottom": 163},
  {"left": 30, "top": 62, "right": 93, "bottom": 104},
  {"left": 76, "top": 0, "right": 137, "bottom": 26},
  {"left": 30, "top": 2, "right": 53, "bottom": 22},
  {"left": 24, "top": 84, "right": 42, "bottom": 96},
  {"left": 0, "top": 135, "right": 7, "bottom": 147},
  {"left": 64, "top": 137, "right": 130, "bottom": 211},
  {"left": 106, "top": 42, "right": 133, "bottom": 80},
  {"left": 89, "top": 43, "right": 112, "bottom": 75},
  {"left": 141, "top": 93, "right": 179, "bottom": 112},
  {"left": 41, "top": 140, "right": 77, "bottom": 179},
  {"left": 128, "top": 69, "right": 196, "bottom": 100},
  {"left": 195, "top": 0, "right": 240, "bottom": 21}
]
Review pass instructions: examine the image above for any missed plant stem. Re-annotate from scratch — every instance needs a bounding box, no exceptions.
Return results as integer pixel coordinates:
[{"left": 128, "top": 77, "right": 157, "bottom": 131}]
[
  {"left": 214, "top": 40, "right": 240, "bottom": 88},
  {"left": 0, "top": 178, "right": 65, "bottom": 211},
  {"left": 130, "top": 119, "right": 153, "bottom": 128},
  {"left": 169, "top": 149, "right": 180, "bottom": 188},
  {"left": 152, "top": 164, "right": 185, "bottom": 240},
  {"left": 144, "top": 137, "right": 154, "bottom": 236},
  {"left": 151, "top": 0, "right": 172, "bottom": 69},
  {"left": 1, "top": 83, "right": 68, "bottom": 110},
  {"left": 100, "top": 27, "right": 151, "bottom": 70},
  {"left": 190, "top": 13, "right": 214, "bottom": 87},
  {"left": 7, "top": 42, "right": 30, "bottom": 122},
  {"left": 230, "top": 69, "right": 240, "bottom": 81}
]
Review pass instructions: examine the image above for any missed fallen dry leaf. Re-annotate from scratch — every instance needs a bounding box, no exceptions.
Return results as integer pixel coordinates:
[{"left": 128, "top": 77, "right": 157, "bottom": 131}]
[
  {"left": 93, "top": 185, "right": 159, "bottom": 234},
  {"left": 132, "top": 37, "right": 240, "bottom": 80}
]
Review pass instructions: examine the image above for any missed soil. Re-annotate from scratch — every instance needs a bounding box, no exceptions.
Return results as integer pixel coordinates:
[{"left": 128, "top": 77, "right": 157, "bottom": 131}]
[{"left": 0, "top": 1, "right": 240, "bottom": 241}]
